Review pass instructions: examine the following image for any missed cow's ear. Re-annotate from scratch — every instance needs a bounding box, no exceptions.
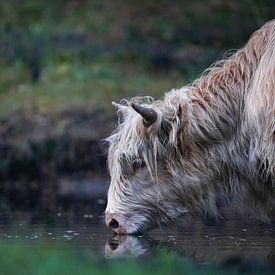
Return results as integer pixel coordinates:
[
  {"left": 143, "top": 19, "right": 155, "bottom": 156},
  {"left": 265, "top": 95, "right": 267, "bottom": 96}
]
[
  {"left": 176, "top": 101, "right": 192, "bottom": 151},
  {"left": 177, "top": 102, "right": 183, "bottom": 120},
  {"left": 131, "top": 102, "right": 158, "bottom": 126},
  {"left": 177, "top": 101, "right": 189, "bottom": 127}
]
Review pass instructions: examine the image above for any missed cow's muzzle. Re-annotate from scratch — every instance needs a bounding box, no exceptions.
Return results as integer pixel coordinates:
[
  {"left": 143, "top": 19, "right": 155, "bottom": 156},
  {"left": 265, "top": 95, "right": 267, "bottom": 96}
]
[{"left": 105, "top": 212, "right": 127, "bottom": 234}]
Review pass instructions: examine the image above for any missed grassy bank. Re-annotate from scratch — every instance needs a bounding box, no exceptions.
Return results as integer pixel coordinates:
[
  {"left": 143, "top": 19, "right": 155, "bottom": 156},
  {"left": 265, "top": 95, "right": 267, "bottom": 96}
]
[
  {"left": 0, "top": 241, "right": 273, "bottom": 275},
  {"left": 0, "top": 58, "right": 185, "bottom": 119}
]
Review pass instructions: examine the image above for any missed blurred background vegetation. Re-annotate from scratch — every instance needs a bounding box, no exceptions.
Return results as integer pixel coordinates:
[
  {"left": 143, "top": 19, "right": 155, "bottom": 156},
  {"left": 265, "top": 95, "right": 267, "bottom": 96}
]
[
  {"left": 1, "top": 0, "right": 274, "bottom": 115},
  {"left": 0, "top": 0, "right": 274, "bottom": 214},
  {"left": 0, "top": 1, "right": 274, "bottom": 274}
]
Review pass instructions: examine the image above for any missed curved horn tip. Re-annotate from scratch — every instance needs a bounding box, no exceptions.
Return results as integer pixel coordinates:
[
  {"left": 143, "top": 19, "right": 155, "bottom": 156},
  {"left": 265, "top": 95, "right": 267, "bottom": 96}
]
[{"left": 131, "top": 101, "right": 157, "bottom": 126}]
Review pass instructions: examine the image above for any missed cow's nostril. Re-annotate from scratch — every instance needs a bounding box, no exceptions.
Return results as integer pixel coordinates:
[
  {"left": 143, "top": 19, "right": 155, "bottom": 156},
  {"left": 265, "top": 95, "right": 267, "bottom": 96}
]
[
  {"left": 109, "top": 218, "right": 119, "bottom": 230},
  {"left": 108, "top": 240, "right": 119, "bottom": 250}
]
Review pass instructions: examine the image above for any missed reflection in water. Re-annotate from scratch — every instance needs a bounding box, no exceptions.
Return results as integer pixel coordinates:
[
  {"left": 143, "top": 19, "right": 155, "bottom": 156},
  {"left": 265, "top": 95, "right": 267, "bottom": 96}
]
[
  {"left": 0, "top": 213, "right": 274, "bottom": 267},
  {"left": 104, "top": 218, "right": 275, "bottom": 267},
  {"left": 105, "top": 235, "right": 152, "bottom": 258}
]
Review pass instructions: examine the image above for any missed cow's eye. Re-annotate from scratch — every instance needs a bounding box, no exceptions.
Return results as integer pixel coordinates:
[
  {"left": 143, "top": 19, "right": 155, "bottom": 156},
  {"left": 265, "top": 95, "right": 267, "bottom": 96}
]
[{"left": 132, "top": 159, "right": 146, "bottom": 173}]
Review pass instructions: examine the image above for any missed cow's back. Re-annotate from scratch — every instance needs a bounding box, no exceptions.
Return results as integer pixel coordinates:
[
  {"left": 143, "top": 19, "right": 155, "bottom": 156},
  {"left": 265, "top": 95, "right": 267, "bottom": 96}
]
[{"left": 243, "top": 20, "right": 275, "bottom": 179}]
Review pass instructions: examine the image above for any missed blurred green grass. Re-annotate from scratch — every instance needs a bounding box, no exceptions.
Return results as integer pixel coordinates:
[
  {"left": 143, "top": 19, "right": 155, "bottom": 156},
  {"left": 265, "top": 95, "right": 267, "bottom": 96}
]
[
  {"left": 0, "top": 0, "right": 273, "bottom": 119},
  {"left": 0, "top": 58, "right": 185, "bottom": 119},
  {"left": 0, "top": 240, "right": 271, "bottom": 275}
]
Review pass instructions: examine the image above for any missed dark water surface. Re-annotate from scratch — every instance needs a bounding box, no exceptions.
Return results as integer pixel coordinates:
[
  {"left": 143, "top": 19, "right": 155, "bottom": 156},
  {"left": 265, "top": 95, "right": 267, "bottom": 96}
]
[{"left": 0, "top": 212, "right": 274, "bottom": 266}]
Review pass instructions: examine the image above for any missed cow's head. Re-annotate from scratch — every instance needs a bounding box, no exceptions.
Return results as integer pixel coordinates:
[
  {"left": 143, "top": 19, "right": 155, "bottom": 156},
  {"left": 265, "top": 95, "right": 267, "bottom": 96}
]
[{"left": 105, "top": 94, "right": 201, "bottom": 234}]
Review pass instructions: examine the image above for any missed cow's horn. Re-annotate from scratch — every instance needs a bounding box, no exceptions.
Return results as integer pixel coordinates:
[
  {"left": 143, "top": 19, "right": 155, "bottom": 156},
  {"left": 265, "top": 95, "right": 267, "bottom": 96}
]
[{"left": 131, "top": 102, "right": 157, "bottom": 126}]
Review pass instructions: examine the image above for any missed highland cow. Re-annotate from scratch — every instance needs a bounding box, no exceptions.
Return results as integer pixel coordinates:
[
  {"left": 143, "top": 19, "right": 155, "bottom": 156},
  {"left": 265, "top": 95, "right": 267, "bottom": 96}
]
[{"left": 105, "top": 20, "right": 275, "bottom": 234}]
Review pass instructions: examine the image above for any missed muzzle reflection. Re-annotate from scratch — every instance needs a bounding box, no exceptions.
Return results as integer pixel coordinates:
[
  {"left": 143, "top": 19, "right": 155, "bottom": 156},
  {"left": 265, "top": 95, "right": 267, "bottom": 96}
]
[{"left": 105, "top": 234, "right": 157, "bottom": 258}]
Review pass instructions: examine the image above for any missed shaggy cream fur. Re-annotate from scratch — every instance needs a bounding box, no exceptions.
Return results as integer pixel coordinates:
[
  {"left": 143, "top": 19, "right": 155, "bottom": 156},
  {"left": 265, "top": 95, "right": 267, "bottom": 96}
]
[{"left": 105, "top": 20, "right": 275, "bottom": 233}]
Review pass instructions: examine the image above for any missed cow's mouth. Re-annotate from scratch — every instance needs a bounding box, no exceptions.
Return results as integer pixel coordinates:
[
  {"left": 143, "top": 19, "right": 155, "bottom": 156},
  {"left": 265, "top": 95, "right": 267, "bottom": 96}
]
[{"left": 106, "top": 211, "right": 154, "bottom": 234}]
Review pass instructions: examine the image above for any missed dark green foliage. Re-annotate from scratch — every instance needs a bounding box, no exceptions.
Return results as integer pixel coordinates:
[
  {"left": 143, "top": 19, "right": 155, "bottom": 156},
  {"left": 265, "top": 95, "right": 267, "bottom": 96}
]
[{"left": 0, "top": 0, "right": 274, "bottom": 81}]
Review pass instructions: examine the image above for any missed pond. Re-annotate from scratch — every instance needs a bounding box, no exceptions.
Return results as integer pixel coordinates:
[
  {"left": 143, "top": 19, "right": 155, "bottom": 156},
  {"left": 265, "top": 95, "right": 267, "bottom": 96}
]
[{"left": 0, "top": 211, "right": 274, "bottom": 267}]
